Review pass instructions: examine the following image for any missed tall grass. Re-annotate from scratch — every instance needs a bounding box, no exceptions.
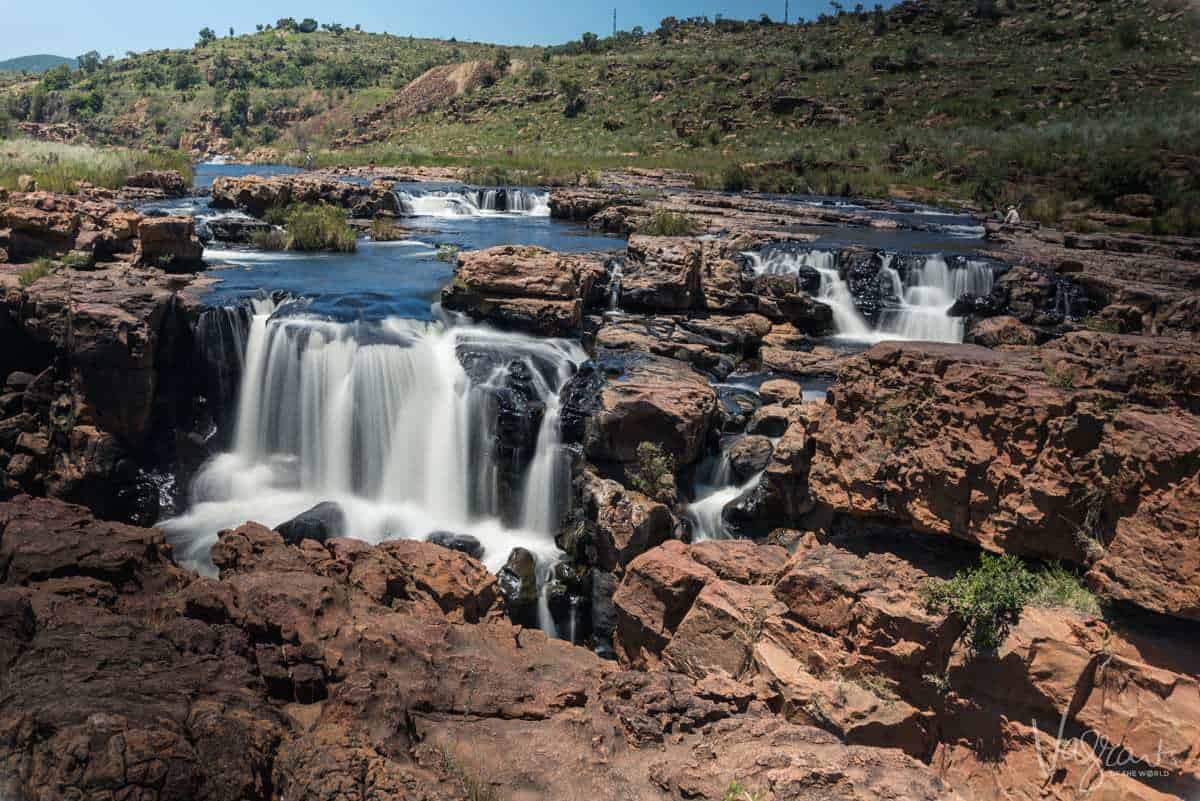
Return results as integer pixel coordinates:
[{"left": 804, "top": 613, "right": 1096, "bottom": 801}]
[{"left": 0, "top": 138, "right": 193, "bottom": 193}]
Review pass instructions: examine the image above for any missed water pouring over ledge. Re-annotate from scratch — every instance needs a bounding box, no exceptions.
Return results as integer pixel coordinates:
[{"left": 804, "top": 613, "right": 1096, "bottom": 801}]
[
  {"left": 165, "top": 300, "right": 584, "bottom": 606},
  {"left": 744, "top": 249, "right": 995, "bottom": 344}
]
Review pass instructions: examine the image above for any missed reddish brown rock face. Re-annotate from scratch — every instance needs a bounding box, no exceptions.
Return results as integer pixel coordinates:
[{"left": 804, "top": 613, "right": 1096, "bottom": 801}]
[
  {"left": 209, "top": 174, "right": 397, "bottom": 218},
  {"left": 0, "top": 498, "right": 965, "bottom": 801},
  {"left": 794, "top": 340, "right": 1200, "bottom": 621},
  {"left": 440, "top": 244, "right": 605, "bottom": 336}
]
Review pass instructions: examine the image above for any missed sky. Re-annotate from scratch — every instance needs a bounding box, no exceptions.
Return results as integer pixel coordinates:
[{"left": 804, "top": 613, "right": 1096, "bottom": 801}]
[{"left": 1, "top": 0, "right": 843, "bottom": 61}]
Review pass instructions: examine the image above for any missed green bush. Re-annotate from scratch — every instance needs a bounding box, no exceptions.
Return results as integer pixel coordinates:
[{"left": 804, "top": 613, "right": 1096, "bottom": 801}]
[
  {"left": 919, "top": 553, "right": 1037, "bottom": 653},
  {"left": 628, "top": 441, "right": 676, "bottom": 503},
  {"left": 721, "top": 163, "right": 748, "bottom": 192},
  {"left": 285, "top": 204, "right": 357, "bottom": 252},
  {"left": 18, "top": 258, "right": 56, "bottom": 288},
  {"left": 1116, "top": 20, "right": 1140, "bottom": 49},
  {"left": 639, "top": 210, "right": 698, "bottom": 236},
  {"left": 251, "top": 228, "right": 289, "bottom": 250}
]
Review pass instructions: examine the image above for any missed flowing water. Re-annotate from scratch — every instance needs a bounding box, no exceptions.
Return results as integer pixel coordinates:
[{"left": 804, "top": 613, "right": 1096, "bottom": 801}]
[
  {"left": 685, "top": 450, "right": 763, "bottom": 541},
  {"left": 394, "top": 186, "right": 550, "bottom": 218},
  {"left": 745, "top": 249, "right": 995, "bottom": 344},
  {"left": 165, "top": 303, "right": 586, "bottom": 582}
]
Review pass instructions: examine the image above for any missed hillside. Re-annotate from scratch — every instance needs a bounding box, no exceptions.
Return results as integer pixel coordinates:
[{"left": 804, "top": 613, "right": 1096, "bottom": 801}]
[
  {"left": 2, "top": 0, "right": 1198, "bottom": 228},
  {"left": 0, "top": 54, "right": 76, "bottom": 74}
]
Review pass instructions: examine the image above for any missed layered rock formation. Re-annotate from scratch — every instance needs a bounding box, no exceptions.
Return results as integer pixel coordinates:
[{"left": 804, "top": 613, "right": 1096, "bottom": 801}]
[
  {"left": 0, "top": 497, "right": 962, "bottom": 801},
  {"left": 209, "top": 174, "right": 400, "bottom": 218}
]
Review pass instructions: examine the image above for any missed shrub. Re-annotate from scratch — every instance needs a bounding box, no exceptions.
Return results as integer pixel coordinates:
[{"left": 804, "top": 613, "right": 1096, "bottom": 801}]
[
  {"left": 1116, "top": 20, "right": 1140, "bottom": 49},
  {"left": 527, "top": 67, "right": 548, "bottom": 87},
  {"left": 436, "top": 243, "right": 461, "bottom": 263},
  {"left": 369, "top": 217, "right": 405, "bottom": 241},
  {"left": 723, "top": 780, "right": 765, "bottom": 801},
  {"left": 251, "top": 228, "right": 289, "bottom": 250},
  {"left": 919, "top": 553, "right": 1037, "bottom": 653},
  {"left": 627, "top": 441, "right": 676, "bottom": 503},
  {"left": 285, "top": 204, "right": 357, "bottom": 252},
  {"left": 639, "top": 210, "right": 698, "bottom": 236},
  {"left": 493, "top": 48, "right": 511, "bottom": 72},
  {"left": 18, "top": 258, "right": 56, "bottom": 288},
  {"left": 721, "top": 163, "right": 748, "bottom": 192}
]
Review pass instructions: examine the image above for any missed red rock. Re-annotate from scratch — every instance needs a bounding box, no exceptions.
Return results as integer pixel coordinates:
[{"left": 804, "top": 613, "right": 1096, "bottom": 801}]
[{"left": 620, "top": 234, "right": 703, "bottom": 310}]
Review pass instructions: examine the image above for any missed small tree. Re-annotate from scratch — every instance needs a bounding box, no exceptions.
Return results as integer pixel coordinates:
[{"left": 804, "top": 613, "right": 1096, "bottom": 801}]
[
  {"left": 920, "top": 554, "right": 1037, "bottom": 653},
  {"left": 581, "top": 31, "right": 599, "bottom": 51},
  {"left": 493, "top": 48, "right": 511, "bottom": 72},
  {"left": 298, "top": 18, "right": 319, "bottom": 33},
  {"left": 197, "top": 27, "right": 217, "bottom": 47},
  {"left": 77, "top": 50, "right": 101, "bottom": 74}
]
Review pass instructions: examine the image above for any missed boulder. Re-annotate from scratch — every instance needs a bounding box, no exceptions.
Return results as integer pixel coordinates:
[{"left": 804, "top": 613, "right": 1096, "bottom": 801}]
[
  {"left": 136, "top": 215, "right": 204, "bottom": 268},
  {"left": 574, "top": 353, "right": 717, "bottom": 466},
  {"left": 578, "top": 470, "right": 675, "bottom": 571},
  {"left": 274, "top": 501, "right": 345, "bottom": 545},
  {"left": 619, "top": 235, "right": 703, "bottom": 311},
  {"left": 497, "top": 547, "right": 539, "bottom": 626},
  {"left": 427, "top": 530, "right": 485, "bottom": 560},
  {"left": 964, "top": 314, "right": 1038, "bottom": 347},
  {"left": 441, "top": 245, "right": 605, "bottom": 336}
]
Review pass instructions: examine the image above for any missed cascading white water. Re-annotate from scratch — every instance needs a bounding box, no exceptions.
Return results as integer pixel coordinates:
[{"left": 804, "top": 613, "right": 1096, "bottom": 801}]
[
  {"left": 685, "top": 450, "right": 761, "bottom": 541},
  {"left": 394, "top": 188, "right": 550, "bottom": 218},
  {"left": 876, "top": 257, "right": 994, "bottom": 343},
  {"left": 607, "top": 259, "right": 624, "bottom": 312},
  {"left": 746, "top": 250, "right": 874, "bottom": 339},
  {"left": 745, "top": 249, "right": 994, "bottom": 345},
  {"left": 165, "top": 307, "right": 585, "bottom": 615}
]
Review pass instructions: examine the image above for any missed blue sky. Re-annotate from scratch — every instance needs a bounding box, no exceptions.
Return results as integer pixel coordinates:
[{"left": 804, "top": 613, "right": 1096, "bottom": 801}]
[{"left": 2, "top": 0, "right": 844, "bottom": 61}]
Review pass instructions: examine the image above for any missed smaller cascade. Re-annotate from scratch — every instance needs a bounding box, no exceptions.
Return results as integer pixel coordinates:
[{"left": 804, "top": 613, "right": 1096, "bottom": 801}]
[
  {"left": 394, "top": 187, "right": 550, "bottom": 218},
  {"left": 607, "top": 259, "right": 624, "bottom": 312},
  {"left": 745, "top": 249, "right": 873, "bottom": 339},
  {"left": 685, "top": 450, "right": 762, "bottom": 541}
]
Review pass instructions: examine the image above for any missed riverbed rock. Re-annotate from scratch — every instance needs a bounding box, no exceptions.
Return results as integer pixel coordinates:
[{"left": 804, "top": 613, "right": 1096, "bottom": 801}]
[
  {"left": 274, "top": 501, "right": 346, "bottom": 545},
  {"left": 124, "top": 170, "right": 188, "bottom": 196},
  {"left": 576, "top": 469, "right": 675, "bottom": 570},
  {"left": 136, "top": 215, "right": 204, "bottom": 269},
  {"left": 441, "top": 245, "right": 605, "bottom": 336},
  {"left": 427, "top": 530, "right": 485, "bottom": 560},
  {"left": 619, "top": 235, "right": 703, "bottom": 311},
  {"left": 210, "top": 173, "right": 398, "bottom": 218},
  {"left": 573, "top": 352, "right": 717, "bottom": 466}
]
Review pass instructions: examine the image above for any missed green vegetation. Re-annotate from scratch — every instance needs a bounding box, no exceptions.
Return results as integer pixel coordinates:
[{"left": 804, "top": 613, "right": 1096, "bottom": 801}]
[
  {"left": 0, "top": 139, "right": 192, "bottom": 193},
  {"left": 921, "top": 553, "right": 1105, "bottom": 655},
  {"left": 18, "top": 258, "right": 56, "bottom": 287},
  {"left": 436, "top": 243, "right": 461, "bottom": 263},
  {"left": 1030, "top": 562, "right": 1102, "bottom": 617},
  {"left": 639, "top": 210, "right": 698, "bottom": 236},
  {"left": 723, "top": 780, "right": 765, "bottom": 801},
  {"left": 920, "top": 553, "right": 1038, "bottom": 653},
  {"left": 628, "top": 441, "right": 676, "bottom": 503},
  {"left": 285, "top": 203, "right": 357, "bottom": 251},
  {"left": 251, "top": 203, "right": 356, "bottom": 251},
  {"left": 0, "top": 0, "right": 1196, "bottom": 225}
]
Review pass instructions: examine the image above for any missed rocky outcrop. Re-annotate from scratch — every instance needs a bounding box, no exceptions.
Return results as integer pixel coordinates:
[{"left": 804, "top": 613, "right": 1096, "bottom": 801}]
[
  {"left": 0, "top": 190, "right": 202, "bottom": 269},
  {"left": 441, "top": 245, "right": 606, "bottom": 336},
  {"left": 757, "top": 339, "right": 1200, "bottom": 622},
  {"left": 0, "top": 496, "right": 965, "bottom": 801},
  {"left": 0, "top": 249, "right": 210, "bottom": 520},
  {"left": 124, "top": 170, "right": 189, "bottom": 196},
  {"left": 613, "top": 534, "right": 1200, "bottom": 798},
  {"left": 209, "top": 174, "right": 399, "bottom": 218},
  {"left": 563, "top": 351, "right": 717, "bottom": 467}
]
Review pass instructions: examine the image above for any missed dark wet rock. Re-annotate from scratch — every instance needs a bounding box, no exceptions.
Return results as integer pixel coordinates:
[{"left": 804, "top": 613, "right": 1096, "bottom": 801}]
[
  {"left": 199, "top": 215, "right": 273, "bottom": 244},
  {"left": 275, "top": 501, "right": 345, "bottom": 545},
  {"left": 498, "top": 546, "right": 539, "bottom": 627},
  {"left": 427, "top": 531, "right": 485, "bottom": 560},
  {"left": 728, "top": 434, "right": 774, "bottom": 480}
]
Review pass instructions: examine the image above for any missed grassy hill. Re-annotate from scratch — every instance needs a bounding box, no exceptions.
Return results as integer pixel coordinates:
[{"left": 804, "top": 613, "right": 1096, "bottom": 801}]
[
  {"left": 0, "top": 54, "right": 76, "bottom": 74},
  {"left": 1, "top": 1, "right": 1198, "bottom": 230}
]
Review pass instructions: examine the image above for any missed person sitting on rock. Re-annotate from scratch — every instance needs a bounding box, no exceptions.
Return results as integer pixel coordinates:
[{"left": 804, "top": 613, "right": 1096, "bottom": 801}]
[{"left": 1004, "top": 205, "right": 1021, "bottom": 224}]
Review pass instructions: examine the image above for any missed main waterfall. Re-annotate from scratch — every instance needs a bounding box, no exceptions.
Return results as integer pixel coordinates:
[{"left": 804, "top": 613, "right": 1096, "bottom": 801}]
[
  {"left": 395, "top": 188, "right": 551, "bottom": 218},
  {"left": 166, "top": 300, "right": 584, "bottom": 590}
]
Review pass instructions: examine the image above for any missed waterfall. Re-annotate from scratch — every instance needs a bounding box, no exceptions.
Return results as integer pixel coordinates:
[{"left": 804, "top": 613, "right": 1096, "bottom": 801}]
[
  {"left": 607, "top": 259, "right": 624, "bottom": 312},
  {"left": 394, "top": 188, "right": 550, "bottom": 218},
  {"left": 876, "top": 257, "right": 995, "bottom": 343},
  {"left": 746, "top": 249, "right": 874, "bottom": 339},
  {"left": 685, "top": 450, "right": 760, "bottom": 541},
  {"left": 164, "top": 311, "right": 586, "bottom": 640},
  {"left": 745, "top": 249, "right": 995, "bottom": 345}
]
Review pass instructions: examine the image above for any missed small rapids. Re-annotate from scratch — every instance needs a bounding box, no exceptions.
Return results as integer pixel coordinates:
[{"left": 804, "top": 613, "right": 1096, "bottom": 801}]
[
  {"left": 166, "top": 300, "right": 584, "bottom": 613},
  {"left": 394, "top": 187, "right": 550, "bottom": 218}
]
